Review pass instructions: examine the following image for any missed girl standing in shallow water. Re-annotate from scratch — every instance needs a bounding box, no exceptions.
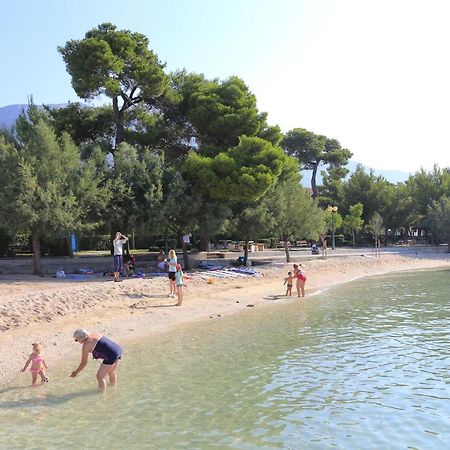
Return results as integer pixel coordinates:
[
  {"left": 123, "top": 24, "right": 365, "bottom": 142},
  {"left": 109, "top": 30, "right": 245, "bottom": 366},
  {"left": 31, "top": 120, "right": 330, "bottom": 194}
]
[
  {"left": 293, "top": 263, "right": 307, "bottom": 297},
  {"left": 20, "top": 343, "right": 49, "bottom": 385}
]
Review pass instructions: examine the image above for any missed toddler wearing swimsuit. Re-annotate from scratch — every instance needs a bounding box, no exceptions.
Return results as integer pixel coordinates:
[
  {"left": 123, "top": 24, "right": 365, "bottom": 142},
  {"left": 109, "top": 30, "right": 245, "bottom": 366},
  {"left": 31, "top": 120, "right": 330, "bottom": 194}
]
[{"left": 20, "top": 343, "right": 49, "bottom": 385}]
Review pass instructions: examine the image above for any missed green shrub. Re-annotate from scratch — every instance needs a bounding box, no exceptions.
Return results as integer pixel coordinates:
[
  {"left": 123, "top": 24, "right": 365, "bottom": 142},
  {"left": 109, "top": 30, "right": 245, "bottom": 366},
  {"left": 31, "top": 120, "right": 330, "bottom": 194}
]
[{"left": 78, "top": 234, "right": 111, "bottom": 251}]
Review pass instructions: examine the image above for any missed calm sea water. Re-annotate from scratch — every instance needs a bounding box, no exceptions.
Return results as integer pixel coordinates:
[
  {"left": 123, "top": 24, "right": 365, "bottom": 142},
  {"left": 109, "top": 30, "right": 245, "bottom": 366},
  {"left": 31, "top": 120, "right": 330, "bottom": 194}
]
[{"left": 0, "top": 269, "right": 449, "bottom": 449}]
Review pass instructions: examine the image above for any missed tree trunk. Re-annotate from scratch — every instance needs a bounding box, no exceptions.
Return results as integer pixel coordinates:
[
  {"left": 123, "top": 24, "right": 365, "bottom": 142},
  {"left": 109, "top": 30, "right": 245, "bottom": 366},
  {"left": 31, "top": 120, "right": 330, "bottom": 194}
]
[
  {"left": 352, "top": 229, "right": 355, "bottom": 248},
  {"left": 311, "top": 163, "right": 319, "bottom": 199},
  {"left": 199, "top": 229, "right": 210, "bottom": 252},
  {"left": 112, "top": 96, "right": 125, "bottom": 149},
  {"left": 284, "top": 238, "right": 291, "bottom": 262},
  {"left": 180, "top": 233, "right": 191, "bottom": 270},
  {"left": 244, "top": 239, "right": 249, "bottom": 264},
  {"left": 32, "top": 230, "right": 43, "bottom": 276}
]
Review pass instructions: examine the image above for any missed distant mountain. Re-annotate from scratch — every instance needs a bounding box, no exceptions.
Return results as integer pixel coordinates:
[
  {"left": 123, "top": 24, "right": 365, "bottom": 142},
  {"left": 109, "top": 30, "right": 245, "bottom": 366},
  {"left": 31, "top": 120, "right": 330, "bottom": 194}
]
[
  {"left": 0, "top": 103, "right": 70, "bottom": 130},
  {"left": 0, "top": 104, "right": 29, "bottom": 129},
  {"left": 301, "top": 159, "right": 410, "bottom": 187}
]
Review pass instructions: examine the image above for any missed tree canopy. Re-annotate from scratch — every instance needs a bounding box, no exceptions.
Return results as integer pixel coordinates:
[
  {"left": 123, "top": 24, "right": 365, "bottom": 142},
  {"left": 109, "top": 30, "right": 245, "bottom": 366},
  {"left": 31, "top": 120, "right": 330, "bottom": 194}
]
[{"left": 59, "top": 23, "right": 168, "bottom": 147}]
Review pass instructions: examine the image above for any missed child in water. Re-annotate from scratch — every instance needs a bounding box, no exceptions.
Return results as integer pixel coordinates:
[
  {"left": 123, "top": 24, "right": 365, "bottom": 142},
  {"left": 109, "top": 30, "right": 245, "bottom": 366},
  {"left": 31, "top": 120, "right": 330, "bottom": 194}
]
[
  {"left": 175, "top": 263, "right": 184, "bottom": 306},
  {"left": 284, "top": 271, "right": 294, "bottom": 296},
  {"left": 20, "top": 343, "right": 49, "bottom": 385}
]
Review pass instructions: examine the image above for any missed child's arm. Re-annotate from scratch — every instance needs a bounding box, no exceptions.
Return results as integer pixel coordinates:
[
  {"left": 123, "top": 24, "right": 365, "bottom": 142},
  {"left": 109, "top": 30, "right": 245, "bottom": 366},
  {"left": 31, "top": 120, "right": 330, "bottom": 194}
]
[
  {"left": 20, "top": 355, "right": 32, "bottom": 372},
  {"left": 43, "top": 358, "right": 48, "bottom": 369}
]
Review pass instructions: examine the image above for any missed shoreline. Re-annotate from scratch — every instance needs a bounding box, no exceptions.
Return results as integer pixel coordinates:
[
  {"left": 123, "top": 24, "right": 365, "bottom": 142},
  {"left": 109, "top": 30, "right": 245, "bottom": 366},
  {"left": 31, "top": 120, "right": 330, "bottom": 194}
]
[{"left": 1, "top": 252, "right": 449, "bottom": 385}]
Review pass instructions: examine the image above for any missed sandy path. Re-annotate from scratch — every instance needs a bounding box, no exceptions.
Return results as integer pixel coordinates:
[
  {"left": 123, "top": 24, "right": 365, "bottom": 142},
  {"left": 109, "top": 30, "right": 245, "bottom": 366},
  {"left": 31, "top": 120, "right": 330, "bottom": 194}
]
[{"left": 1, "top": 252, "right": 449, "bottom": 384}]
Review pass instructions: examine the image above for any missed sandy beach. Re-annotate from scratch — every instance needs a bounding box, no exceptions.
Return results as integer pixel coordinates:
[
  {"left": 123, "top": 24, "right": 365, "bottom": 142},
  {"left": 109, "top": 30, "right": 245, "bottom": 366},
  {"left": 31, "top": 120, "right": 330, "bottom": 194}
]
[{"left": 1, "top": 250, "right": 449, "bottom": 384}]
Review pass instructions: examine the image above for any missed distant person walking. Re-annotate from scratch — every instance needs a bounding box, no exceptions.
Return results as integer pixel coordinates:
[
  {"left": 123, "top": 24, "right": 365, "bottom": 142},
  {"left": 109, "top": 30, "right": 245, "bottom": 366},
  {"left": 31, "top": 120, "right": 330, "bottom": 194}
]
[
  {"left": 166, "top": 249, "right": 177, "bottom": 297},
  {"left": 113, "top": 232, "right": 128, "bottom": 282},
  {"left": 293, "top": 263, "right": 307, "bottom": 297},
  {"left": 70, "top": 329, "right": 122, "bottom": 392}
]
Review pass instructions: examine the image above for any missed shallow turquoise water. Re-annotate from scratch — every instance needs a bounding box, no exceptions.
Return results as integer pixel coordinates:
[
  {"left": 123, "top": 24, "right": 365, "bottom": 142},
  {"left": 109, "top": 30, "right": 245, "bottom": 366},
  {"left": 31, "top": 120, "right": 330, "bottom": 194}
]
[{"left": 1, "top": 269, "right": 449, "bottom": 449}]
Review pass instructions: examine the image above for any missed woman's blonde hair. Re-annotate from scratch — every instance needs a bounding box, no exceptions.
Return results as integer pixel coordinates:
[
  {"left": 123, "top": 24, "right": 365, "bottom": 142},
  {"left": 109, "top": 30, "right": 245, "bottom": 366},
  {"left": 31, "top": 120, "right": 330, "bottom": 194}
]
[
  {"left": 73, "top": 328, "right": 89, "bottom": 340},
  {"left": 32, "top": 343, "right": 43, "bottom": 353},
  {"left": 168, "top": 249, "right": 176, "bottom": 259}
]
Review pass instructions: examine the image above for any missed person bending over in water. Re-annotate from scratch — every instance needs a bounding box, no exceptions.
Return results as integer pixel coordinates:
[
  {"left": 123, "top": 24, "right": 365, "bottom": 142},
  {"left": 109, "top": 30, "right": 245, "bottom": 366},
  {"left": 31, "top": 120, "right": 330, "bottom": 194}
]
[
  {"left": 20, "top": 342, "right": 49, "bottom": 385},
  {"left": 70, "top": 329, "right": 122, "bottom": 392}
]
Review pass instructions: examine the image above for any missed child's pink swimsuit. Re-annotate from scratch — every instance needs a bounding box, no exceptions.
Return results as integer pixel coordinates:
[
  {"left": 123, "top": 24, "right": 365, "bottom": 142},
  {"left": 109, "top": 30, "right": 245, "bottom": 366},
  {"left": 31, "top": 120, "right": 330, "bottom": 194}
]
[{"left": 30, "top": 355, "right": 45, "bottom": 373}]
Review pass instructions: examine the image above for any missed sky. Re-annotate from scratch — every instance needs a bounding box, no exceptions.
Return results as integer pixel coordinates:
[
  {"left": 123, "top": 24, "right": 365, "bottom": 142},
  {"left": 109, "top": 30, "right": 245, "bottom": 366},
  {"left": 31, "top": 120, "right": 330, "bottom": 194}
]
[{"left": 1, "top": 0, "right": 449, "bottom": 173}]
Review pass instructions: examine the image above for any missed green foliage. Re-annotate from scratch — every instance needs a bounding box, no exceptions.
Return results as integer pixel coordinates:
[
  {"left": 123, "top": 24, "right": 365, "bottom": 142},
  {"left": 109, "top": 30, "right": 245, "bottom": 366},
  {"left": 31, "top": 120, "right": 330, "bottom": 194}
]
[
  {"left": 427, "top": 196, "right": 450, "bottom": 247},
  {"left": 281, "top": 128, "right": 325, "bottom": 168},
  {"left": 59, "top": 23, "right": 168, "bottom": 146},
  {"left": 48, "top": 103, "right": 115, "bottom": 149},
  {"left": 378, "top": 183, "right": 413, "bottom": 233},
  {"left": 160, "top": 167, "right": 201, "bottom": 237},
  {"left": 367, "top": 212, "right": 384, "bottom": 240},
  {"left": 59, "top": 23, "right": 167, "bottom": 100},
  {"left": 78, "top": 234, "right": 111, "bottom": 251},
  {"left": 106, "top": 143, "right": 163, "bottom": 231},
  {"left": 187, "top": 76, "right": 262, "bottom": 150},
  {"left": 324, "top": 208, "right": 343, "bottom": 233},
  {"left": 184, "top": 136, "right": 284, "bottom": 202},
  {"left": 343, "top": 203, "right": 364, "bottom": 246},
  {"left": 318, "top": 165, "right": 348, "bottom": 207},
  {"left": 406, "top": 165, "right": 450, "bottom": 226},
  {"left": 266, "top": 170, "right": 326, "bottom": 243},
  {"left": 0, "top": 106, "right": 110, "bottom": 273},
  {"left": 281, "top": 128, "right": 352, "bottom": 198},
  {"left": 343, "top": 203, "right": 364, "bottom": 232},
  {"left": 342, "top": 164, "right": 390, "bottom": 222}
]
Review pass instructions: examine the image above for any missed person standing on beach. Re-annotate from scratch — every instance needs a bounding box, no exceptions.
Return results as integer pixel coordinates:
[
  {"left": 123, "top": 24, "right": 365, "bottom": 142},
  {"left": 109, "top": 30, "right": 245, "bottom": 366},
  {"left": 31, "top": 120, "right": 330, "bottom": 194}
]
[
  {"left": 284, "top": 271, "right": 294, "bottom": 296},
  {"left": 175, "top": 263, "right": 184, "bottom": 306},
  {"left": 20, "top": 343, "right": 49, "bottom": 385},
  {"left": 166, "top": 249, "right": 177, "bottom": 297},
  {"left": 113, "top": 232, "right": 128, "bottom": 282},
  {"left": 293, "top": 263, "right": 307, "bottom": 297},
  {"left": 70, "top": 329, "right": 122, "bottom": 392}
]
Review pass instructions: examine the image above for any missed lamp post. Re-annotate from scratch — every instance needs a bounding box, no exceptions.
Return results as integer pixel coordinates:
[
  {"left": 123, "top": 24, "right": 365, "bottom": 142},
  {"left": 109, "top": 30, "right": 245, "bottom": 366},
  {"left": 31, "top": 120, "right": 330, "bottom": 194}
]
[{"left": 328, "top": 206, "right": 338, "bottom": 250}]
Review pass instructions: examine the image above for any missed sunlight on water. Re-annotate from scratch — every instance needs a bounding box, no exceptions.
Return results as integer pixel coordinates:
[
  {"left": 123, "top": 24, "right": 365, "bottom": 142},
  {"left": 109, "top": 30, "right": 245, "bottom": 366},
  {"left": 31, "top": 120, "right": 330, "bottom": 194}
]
[{"left": 0, "top": 269, "right": 449, "bottom": 449}]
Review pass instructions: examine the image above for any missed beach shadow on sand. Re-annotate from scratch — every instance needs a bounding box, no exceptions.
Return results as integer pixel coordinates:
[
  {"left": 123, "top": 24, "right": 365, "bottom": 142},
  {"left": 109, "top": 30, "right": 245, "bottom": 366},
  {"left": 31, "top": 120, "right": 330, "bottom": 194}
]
[
  {"left": 128, "top": 298, "right": 178, "bottom": 309},
  {"left": 121, "top": 293, "right": 169, "bottom": 300},
  {"left": 264, "top": 294, "right": 290, "bottom": 301}
]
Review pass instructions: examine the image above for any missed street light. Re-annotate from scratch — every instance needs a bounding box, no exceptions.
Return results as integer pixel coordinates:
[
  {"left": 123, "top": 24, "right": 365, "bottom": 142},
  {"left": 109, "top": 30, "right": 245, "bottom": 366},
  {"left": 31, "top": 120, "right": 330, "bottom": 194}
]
[{"left": 328, "top": 206, "right": 338, "bottom": 250}]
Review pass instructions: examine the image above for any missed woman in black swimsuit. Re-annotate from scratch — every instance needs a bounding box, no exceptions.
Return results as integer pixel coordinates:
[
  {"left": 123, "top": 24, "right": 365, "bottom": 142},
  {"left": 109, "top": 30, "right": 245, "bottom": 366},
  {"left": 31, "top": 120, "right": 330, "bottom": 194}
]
[{"left": 70, "top": 328, "right": 122, "bottom": 391}]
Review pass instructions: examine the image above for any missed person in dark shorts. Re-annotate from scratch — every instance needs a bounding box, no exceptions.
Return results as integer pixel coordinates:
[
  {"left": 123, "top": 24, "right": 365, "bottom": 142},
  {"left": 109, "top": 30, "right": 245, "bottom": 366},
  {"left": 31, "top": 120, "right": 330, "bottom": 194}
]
[
  {"left": 70, "top": 328, "right": 122, "bottom": 391},
  {"left": 113, "top": 232, "right": 128, "bottom": 282},
  {"left": 166, "top": 249, "right": 177, "bottom": 297}
]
